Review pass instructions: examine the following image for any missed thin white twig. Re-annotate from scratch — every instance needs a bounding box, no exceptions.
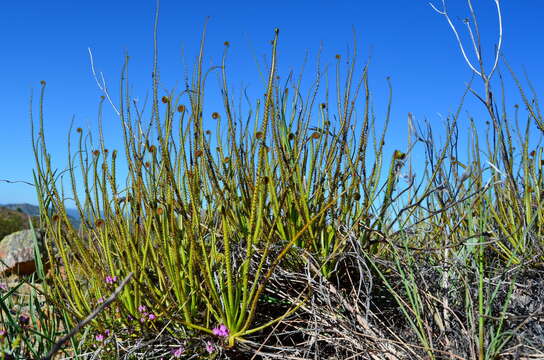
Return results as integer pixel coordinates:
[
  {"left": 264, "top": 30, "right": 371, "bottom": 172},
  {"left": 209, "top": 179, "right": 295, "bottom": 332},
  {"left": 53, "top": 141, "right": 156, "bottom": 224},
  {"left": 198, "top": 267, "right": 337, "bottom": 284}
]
[
  {"left": 429, "top": 0, "right": 482, "bottom": 77},
  {"left": 87, "top": 47, "right": 120, "bottom": 116}
]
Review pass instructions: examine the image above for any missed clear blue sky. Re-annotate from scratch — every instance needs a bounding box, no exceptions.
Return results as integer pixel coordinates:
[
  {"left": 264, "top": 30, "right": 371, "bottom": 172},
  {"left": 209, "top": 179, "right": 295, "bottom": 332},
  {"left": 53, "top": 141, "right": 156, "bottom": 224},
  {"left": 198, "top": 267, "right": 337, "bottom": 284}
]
[{"left": 1, "top": 0, "right": 542, "bottom": 205}]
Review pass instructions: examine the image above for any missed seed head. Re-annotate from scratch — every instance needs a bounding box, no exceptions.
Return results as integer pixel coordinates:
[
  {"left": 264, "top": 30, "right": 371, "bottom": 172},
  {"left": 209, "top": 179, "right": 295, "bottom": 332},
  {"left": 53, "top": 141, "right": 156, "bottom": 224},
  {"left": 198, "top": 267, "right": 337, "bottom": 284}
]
[
  {"left": 205, "top": 130, "right": 211, "bottom": 135},
  {"left": 320, "top": 103, "right": 326, "bottom": 109},
  {"left": 288, "top": 133, "right": 295, "bottom": 141},
  {"left": 393, "top": 150, "right": 406, "bottom": 160},
  {"left": 212, "top": 112, "right": 220, "bottom": 119},
  {"left": 224, "top": 41, "right": 230, "bottom": 47},
  {"left": 311, "top": 132, "right": 320, "bottom": 139},
  {"left": 177, "top": 105, "right": 186, "bottom": 113},
  {"left": 157, "top": 207, "right": 163, "bottom": 215},
  {"left": 353, "top": 192, "right": 361, "bottom": 201},
  {"left": 223, "top": 157, "right": 230, "bottom": 163},
  {"left": 256, "top": 131, "right": 264, "bottom": 139},
  {"left": 93, "top": 150, "right": 100, "bottom": 157},
  {"left": 76, "top": 127, "right": 82, "bottom": 133},
  {"left": 95, "top": 219, "right": 105, "bottom": 227},
  {"left": 335, "top": 54, "right": 341, "bottom": 60},
  {"left": 40, "top": 80, "right": 46, "bottom": 86},
  {"left": 195, "top": 150, "right": 203, "bottom": 157},
  {"left": 161, "top": 96, "right": 170, "bottom": 104},
  {"left": 149, "top": 145, "right": 156, "bottom": 153},
  {"left": 145, "top": 162, "right": 151, "bottom": 168}
]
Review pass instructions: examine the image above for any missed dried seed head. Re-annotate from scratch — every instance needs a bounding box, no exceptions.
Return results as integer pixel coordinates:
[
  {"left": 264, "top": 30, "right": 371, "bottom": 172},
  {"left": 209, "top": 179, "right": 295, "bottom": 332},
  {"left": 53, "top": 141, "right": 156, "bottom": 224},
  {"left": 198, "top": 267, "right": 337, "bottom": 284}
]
[
  {"left": 325, "top": 121, "right": 331, "bottom": 126},
  {"left": 177, "top": 105, "right": 186, "bottom": 113},
  {"left": 224, "top": 41, "right": 230, "bottom": 47},
  {"left": 95, "top": 219, "right": 105, "bottom": 227},
  {"left": 514, "top": 104, "right": 519, "bottom": 109},
  {"left": 195, "top": 150, "right": 203, "bottom": 157},
  {"left": 161, "top": 96, "right": 170, "bottom": 104},
  {"left": 92, "top": 150, "right": 100, "bottom": 156},
  {"left": 530, "top": 150, "right": 536, "bottom": 157},
  {"left": 149, "top": 145, "right": 156, "bottom": 153},
  {"left": 112, "top": 150, "right": 117, "bottom": 159},
  {"left": 311, "top": 132, "right": 320, "bottom": 139},
  {"left": 51, "top": 214, "right": 59, "bottom": 222},
  {"left": 288, "top": 133, "right": 295, "bottom": 141},
  {"left": 212, "top": 112, "right": 220, "bottom": 119},
  {"left": 205, "top": 130, "right": 211, "bottom": 135},
  {"left": 40, "top": 80, "right": 46, "bottom": 85},
  {"left": 76, "top": 127, "right": 82, "bottom": 133},
  {"left": 104, "top": 149, "right": 109, "bottom": 154},
  {"left": 157, "top": 207, "right": 164, "bottom": 215},
  {"left": 100, "top": 95, "right": 105, "bottom": 100},
  {"left": 320, "top": 103, "right": 326, "bottom": 109},
  {"left": 262, "top": 176, "right": 269, "bottom": 184},
  {"left": 335, "top": 54, "right": 341, "bottom": 60},
  {"left": 223, "top": 157, "right": 230, "bottom": 163},
  {"left": 353, "top": 192, "right": 361, "bottom": 201},
  {"left": 145, "top": 162, "right": 151, "bottom": 168},
  {"left": 393, "top": 150, "right": 406, "bottom": 160},
  {"left": 102, "top": 163, "right": 108, "bottom": 170},
  {"left": 256, "top": 131, "right": 264, "bottom": 139}
]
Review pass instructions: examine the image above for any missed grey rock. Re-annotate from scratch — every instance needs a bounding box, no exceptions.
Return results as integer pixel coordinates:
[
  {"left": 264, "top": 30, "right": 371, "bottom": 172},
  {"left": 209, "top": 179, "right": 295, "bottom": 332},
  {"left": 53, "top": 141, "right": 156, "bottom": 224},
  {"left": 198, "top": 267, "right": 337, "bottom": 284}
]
[{"left": 0, "top": 229, "right": 46, "bottom": 276}]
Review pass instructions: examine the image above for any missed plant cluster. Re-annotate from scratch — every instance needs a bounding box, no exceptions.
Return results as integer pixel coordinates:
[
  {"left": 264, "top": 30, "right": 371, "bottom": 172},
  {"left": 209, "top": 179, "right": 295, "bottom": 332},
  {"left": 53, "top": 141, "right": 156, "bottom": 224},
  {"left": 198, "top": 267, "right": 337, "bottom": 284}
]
[{"left": 1, "top": 1, "right": 543, "bottom": 358}]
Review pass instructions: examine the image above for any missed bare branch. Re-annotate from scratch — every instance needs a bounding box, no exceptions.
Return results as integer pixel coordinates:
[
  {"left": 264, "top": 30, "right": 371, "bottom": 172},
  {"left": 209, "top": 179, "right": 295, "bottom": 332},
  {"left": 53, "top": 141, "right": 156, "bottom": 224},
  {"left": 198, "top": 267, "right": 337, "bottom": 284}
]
[
  {"left": 429, "top": 0, "right": 482, "bottom": 77},
  {"left": 87, "top": 47, "right": 120, "bottom": 116}
]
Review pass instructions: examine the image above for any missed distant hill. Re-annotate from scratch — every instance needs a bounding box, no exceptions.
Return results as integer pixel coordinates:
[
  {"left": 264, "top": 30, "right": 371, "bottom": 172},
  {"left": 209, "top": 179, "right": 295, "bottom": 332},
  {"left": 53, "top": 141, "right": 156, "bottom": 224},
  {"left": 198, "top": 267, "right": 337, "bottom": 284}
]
[
  {"left": 0, "top": 206, "right": 39, "bottom": 239},
  {"left": 0, "top": 203, "right": 81, "bottom": 229}
]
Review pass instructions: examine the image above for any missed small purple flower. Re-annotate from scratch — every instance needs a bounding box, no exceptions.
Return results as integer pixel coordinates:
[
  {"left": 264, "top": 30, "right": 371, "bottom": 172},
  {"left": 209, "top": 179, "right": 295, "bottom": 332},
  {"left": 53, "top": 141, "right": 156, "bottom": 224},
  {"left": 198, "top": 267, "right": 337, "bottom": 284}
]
[
  {"left": 104, "top": 329, "right": 110, "bottom": 336},
  {"left": 148, "top": 313, "right": 156, "bottom": 321},
  {"left": 171, "top": 346, "right": 184, "bottom": 358},
  {"left": 18, "top": 314, "right": 30, "bottom": 326},
  {"left": 96, "top": 333, "right": 105, "bottom": 342},
  {"left": 0, "top": 283, "right": 7, "bottom": 291},
  {"left": 0, "top": 329, "right": 6, "bottom": 338},
  {"left": 97, "top": 297, "right": 104, "bottom": 304},
  {"left": 205, "top": 340, "right": 215, "bottom": 353},
  {"left": 138, "top": 305, "right": 147, "bottom": 313},
  {"left": 105, "top": 275, "right": 118, "bottom": 284},
  {"left": 212, "top": 324, "right": 229, "bottom": 337}
]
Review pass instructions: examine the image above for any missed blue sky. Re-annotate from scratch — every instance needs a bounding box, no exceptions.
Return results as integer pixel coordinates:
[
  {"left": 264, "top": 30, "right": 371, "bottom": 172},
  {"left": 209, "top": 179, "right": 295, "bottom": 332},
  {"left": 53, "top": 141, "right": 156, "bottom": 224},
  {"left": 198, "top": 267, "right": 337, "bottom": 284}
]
[{"left": 1, "top": 0, "right": 543, "bottom": 206}]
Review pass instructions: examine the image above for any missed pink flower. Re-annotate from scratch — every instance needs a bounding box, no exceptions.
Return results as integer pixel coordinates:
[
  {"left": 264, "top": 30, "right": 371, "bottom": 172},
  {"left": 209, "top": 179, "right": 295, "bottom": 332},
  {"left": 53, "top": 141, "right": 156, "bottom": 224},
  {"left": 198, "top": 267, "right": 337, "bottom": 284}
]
[
  {"left": 97, "top": 297, "right": 104, "bottom": 304},
  {"left": 95, "top": 333, "right": 104, "bottom": 342},
  {"left": 148, "top": 313, "right": 156, "bottom": 321},
  {"left": 205, "top": 340, "right": 215, "bottom": 353},
  {"left": 171, "top": 346, "right": 184, "bottom": 357},
  {"left": 105, "top": 275, "right": 118, "bottom": 284},
  {"left": 138, "top": 305, "right": 147, "bottom": 313},
  {"left": 212, "top": 324, "right": 229, "bottom": 337}
]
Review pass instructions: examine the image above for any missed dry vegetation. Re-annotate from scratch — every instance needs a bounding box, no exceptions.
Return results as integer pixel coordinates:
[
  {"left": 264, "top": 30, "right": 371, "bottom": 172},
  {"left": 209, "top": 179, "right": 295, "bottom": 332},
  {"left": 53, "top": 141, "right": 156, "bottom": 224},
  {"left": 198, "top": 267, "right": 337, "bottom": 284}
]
[{"left": 2, "top": 1, "right": 544, "bottom": 359}]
